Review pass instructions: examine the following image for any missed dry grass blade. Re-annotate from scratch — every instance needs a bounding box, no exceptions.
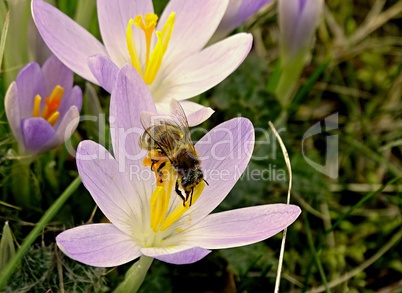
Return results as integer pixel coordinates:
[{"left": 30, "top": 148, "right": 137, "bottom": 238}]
[{"left": 269, "top": 121, "right": 292, "bottom": 293}]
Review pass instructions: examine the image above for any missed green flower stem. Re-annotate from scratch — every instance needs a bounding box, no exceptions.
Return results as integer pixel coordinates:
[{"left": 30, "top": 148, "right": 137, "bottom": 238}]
[
  {"left": 275, "top": 56, "right": 305, "bottom": 109},
  {"left": 0, "top": 176, "right": 82, "bottom": 290},
  {"left": 114, "top": 255, "right": 154, "bottom": 293},
  {"left": 11, "top": 158, "right": 35, "bottom": 209}
]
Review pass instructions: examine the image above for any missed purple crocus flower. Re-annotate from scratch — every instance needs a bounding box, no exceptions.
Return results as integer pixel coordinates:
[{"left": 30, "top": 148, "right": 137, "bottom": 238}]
[
  {"left": 4, "top": 55, "right": 82, "bottom": 156},
  {"left": 213, "top": 0, "right": 273, "bottom": 41},
  {"left": 31, "top": 0, "right": 254, "bottom": 126},
  {"left": 56, "top": 65, "right": 301, "bottom": 267}
]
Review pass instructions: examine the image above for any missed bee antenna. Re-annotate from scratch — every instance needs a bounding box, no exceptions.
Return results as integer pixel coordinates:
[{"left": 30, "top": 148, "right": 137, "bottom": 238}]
[{"left": 203, "top": 179, "right": 209, "bottom": 186}]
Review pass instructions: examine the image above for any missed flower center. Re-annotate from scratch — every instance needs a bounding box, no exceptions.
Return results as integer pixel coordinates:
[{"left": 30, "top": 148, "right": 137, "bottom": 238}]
[
  {"left": 144, "top": 155, "right": 205, "bottom": 233},
  {"left": 32, "top": 85, "right": 64, "bottom": 126},
  {"left": 126, "top": 12, "right": 175, "bottom": 85}
]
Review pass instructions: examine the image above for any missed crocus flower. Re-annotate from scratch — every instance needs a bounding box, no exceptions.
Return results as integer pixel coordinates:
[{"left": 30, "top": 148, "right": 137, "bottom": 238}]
[
  {"left": 213, "top": 0, "right": 272, "bottom": 42},
  {"left": 32, "top": 0, "right": 253, "bottom": 125},
  {"left": 56, "top": 64, "right": 301, "bottom": 267},
  {"left": 4, "top": 55, "right": 82, "bottom": 156}
]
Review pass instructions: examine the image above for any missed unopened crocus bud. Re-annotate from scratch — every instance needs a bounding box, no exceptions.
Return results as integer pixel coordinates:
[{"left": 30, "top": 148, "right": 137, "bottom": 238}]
[
  {"left": 276, "top": 0, "right": 324, "bottom": 105},
  {"left": 4, "top": 55, "right": 82, "bottom": 157},
  {"left": 279, "top": 0, "right": 323, "bottom": 65}
]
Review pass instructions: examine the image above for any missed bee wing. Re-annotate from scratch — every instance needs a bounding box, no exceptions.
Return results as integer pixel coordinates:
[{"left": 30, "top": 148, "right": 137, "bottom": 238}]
[
  {"left": 169, "top": 99, "right": 197, "bottom": 152},
  {"left": 140, "top": 111, "right": 182, "bottom": 160}
]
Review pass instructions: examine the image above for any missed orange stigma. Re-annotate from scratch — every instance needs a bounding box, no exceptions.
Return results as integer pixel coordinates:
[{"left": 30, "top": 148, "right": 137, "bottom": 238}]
[{"left": 32, "top": 85, "right": 64, "bottom": 126}]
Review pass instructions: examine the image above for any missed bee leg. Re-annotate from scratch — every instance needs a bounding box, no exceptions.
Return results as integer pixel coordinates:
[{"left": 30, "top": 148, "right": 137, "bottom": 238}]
[
  {"left": 150, "top": 159, "right": 158, "bottom": 171},
  {"left": 156, "top": 161, "right": 166, "bottom": 183},
  {"left": 189, "top": 188, "right": 194, "bottom": 206},
  {"left": 175, "top": 181, "right": 186, "bottom": 206}
]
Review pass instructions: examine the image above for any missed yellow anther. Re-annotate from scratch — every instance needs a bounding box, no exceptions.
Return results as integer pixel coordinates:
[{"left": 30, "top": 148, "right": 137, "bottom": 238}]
[
  {"left": 126, "top": 19, "right": 143, "bottom": 76},
  {"left": 32, "top": 85, "right": 64, "bottom": 126},
  {"left": 126, "top": 12, "right": 175, "bottom": 85},
  {"left": 32, "top": 95, "right": 41, "bottom": 117},
  {"left": 143, "top": 13, "right": 175, "bottom": 84},
  {"left": 46, "top": 111, "right": 60, "bottom": 126},
  {"left": 160, "top": 180, "right": 205, "bottom": 231},
  {"left": 160, "top": 12, "right": 175, "bottom": 55},
  {"left": 150, "top": 186, "right": 170, "bottom": 232}
]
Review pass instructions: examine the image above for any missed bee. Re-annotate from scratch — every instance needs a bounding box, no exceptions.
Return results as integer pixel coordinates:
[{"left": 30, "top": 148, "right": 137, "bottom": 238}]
[{"left": 139, "top": 99, "right": 207, "bottom": 206}]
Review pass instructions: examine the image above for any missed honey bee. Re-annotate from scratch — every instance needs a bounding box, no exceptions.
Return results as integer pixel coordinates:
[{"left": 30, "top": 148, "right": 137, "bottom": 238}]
[{"left": 139, "top": 99, "right": 207, "bottom": 206}]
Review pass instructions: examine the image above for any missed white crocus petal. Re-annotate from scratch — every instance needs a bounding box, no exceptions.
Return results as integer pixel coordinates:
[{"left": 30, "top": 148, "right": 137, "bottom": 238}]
[
  {"left": 96, "top": 0, "right": 154, "bottom": 67},
  {"left": 56, "top": 223, "right": 141, "bottom": 267},
  {"left": 158, "top": 0, "right": 229, "bottom": 65},
  {"left": 177, "top": 204, "right": 301, "bottom": 249},
  {"left": 155, "top": 100, "right": 214, "bottom": 127},
  {"left": 152, "top": 33, "right": 252, "bottom": 102}
]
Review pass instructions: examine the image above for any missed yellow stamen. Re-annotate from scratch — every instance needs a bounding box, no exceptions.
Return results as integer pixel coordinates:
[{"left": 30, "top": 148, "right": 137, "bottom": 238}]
[
  {"left": 160, "top": 180, "right": 205, "bottom": 231},
  {"left": 126, "top": 19, "right": 143, "bottom": 76},
  {"left": 160, "top": 13, "right": 175, "bottom": 55},
  {"left": 143, "top": 13, "right": 175, "bottom": 84},
  {"left": 32, "top": 85, "right": 64, "bottom": 126},
  {"left": 150, "top": 186, "right": 170, "bottom": 232},
  {"left": 46, "top": 111, "right": 60, "bottom": 126},
  {"left": 126, "top": 12, "right": 175, "bottom": 85},
  {"left": 32, "top": 95, "right": 41, "bottom": 117}
]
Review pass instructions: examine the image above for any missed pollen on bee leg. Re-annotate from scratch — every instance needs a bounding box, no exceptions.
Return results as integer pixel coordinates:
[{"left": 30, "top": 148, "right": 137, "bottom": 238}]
[{"left": 143, "top": 157, "right": 152, "bottom": 167}]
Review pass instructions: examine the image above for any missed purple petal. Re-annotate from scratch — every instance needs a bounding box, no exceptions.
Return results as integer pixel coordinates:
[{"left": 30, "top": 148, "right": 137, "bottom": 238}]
[
  {"left": 180, "top": 204, "right": 301, "bottom": 249},
  {"left": 58, "top": 85, "right": 82, "bottom": 119},
  {"left": 32, "top": 0, "right": 107, "bottom": 84},
  {"left": 76, "top": 140, "right": 148, "bottom": 235},
  {"left": 173, "top": 118, "right": 255, "bottom": 229},
  {"left": 5, "top": 83, "right": 24, "bottom": 152},
  {"left": 41, "top": 106, "right": 80, "bottom": 152},
  {"left": 159, "top": 0, "right": 229, "bottom": 66},
  {"left": 141, "top": 247, "right": 211, "bottom": 265},
  {"left": 21, "top": 117, "right": 55, "bottom": 154},
  {"left": 41, "top": 55, "right": 73, "bottom": 98},
  {"left": 88, "top": 55, "right": 119, "bottom": 93},
  {"left": 157, "top": 33, "right": 252, "bottom": 101},
  {"left": 97, "top": 0, "right": 154, "bottom": 67},
  {"left": 56, "top": 223, "right": 141, "bottom": 267},
  {"left": 15, "top": 62, "right": 46, "bottom": 119},
  {"left": 214, "top": 0, "right": 272, "bottom": 40},
  {"left": 109, "top": 64, "right": 156, "bottom": 172}
]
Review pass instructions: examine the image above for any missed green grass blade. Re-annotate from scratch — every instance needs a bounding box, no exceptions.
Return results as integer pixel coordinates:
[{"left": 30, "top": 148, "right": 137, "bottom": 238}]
[{"left": 0, "top": 12, "right": 9, "bottom": 74}]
